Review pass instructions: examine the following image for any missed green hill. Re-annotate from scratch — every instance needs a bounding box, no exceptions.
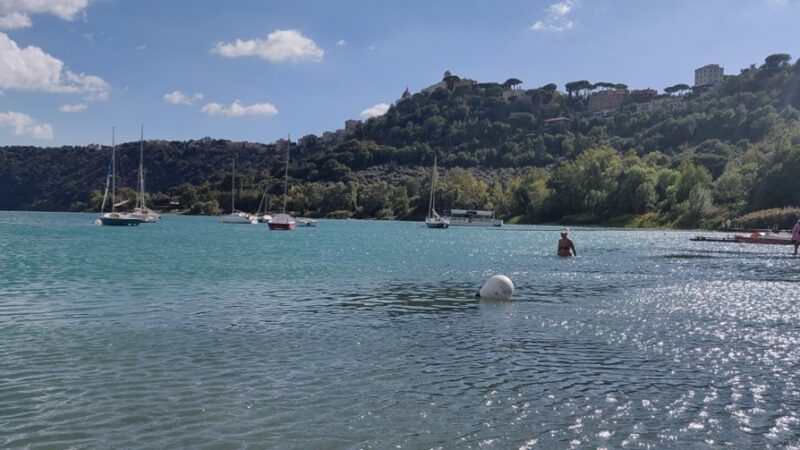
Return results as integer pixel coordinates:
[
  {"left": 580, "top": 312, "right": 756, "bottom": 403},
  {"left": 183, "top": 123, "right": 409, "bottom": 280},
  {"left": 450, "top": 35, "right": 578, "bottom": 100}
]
[{"left": 2, "top": 53, "right": 800, "bottom": 227}]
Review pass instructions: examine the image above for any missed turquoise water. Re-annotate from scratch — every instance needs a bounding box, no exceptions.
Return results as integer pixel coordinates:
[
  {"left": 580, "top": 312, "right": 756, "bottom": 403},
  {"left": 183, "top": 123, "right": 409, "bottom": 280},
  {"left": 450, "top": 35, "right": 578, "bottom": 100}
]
[{"left": 1, "top": 211, "right": 799, "bottom": 448}]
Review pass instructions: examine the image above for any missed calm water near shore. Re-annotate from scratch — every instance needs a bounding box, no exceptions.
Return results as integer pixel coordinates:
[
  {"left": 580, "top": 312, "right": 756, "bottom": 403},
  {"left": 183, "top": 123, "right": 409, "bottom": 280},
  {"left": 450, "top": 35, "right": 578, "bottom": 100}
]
[{"left": 1, "top": 211, "right": 799, "bottom": 448}]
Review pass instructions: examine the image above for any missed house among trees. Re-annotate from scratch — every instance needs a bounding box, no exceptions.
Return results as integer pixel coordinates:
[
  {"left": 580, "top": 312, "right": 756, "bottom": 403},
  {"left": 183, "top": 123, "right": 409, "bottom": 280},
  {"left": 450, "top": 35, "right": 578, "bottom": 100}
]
[
  {"left": 543, "top": 117, "right": 572, "bottom": 132},
  {"left": 421, "top": 70, "right": 478, "bottom": 94},
  {"left": 587, "top": 88, "right": 629, "bottom": 114}
]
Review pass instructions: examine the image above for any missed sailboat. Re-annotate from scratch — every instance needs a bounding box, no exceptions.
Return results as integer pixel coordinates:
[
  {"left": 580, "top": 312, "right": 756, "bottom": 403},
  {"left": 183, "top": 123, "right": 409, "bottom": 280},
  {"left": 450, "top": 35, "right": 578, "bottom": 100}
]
[
  {"left": 219, "top": 157, "right": 258, "bottom": 224},
  {"left": 99, "top": 127, "right": 144, "bottom": 226},
  {"left": 255, "top": 183, "right": 272, "bottom": 223},
  {"left": 425, "top": 155, "right": 449, "bottom": 229},
  {"left": 268, "top": 135, "right": 296, "bottom": 230},
  {"left": 130, "top": 124, "right": 160, "bottom": 223}
]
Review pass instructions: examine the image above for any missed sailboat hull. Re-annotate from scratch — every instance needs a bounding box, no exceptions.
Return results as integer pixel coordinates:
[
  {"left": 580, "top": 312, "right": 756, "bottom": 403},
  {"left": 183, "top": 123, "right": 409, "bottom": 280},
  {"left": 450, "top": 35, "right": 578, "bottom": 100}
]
[
  {"left": 268, "top": 222, "right": 296, "bottom": 230},
  {"left": 425, "top": 221, "right": 449, "bottom": 229},
  {"left": 100, "top": 213, "right": 143, "bottom": 226}
]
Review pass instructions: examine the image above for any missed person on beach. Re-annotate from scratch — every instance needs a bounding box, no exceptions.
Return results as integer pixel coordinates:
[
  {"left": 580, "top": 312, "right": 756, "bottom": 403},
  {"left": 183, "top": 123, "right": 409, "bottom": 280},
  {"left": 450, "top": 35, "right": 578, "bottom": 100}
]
[
  {"left": 558, "top": 228, "right": 577, "bottom": 257},
  {"left": 792, "top": 219, "right": 800, "bottom": 256}
]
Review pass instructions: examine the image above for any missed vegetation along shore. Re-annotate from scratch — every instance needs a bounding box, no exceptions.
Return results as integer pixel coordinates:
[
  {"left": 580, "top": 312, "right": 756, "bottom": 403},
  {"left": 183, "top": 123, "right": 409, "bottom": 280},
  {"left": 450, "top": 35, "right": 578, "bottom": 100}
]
[{"left": 2, "top": 53, "right": 800, "bottom": 229}]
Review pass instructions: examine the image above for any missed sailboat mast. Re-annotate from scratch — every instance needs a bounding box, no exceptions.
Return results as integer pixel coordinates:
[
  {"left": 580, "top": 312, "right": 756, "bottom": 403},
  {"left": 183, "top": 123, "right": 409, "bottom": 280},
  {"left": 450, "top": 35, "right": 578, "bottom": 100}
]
[
  {"left": 431, "top": 156, "right": 437, "bottom": 215},
  {"left": 111, "top": 126, "right": 116, "bottom": 212},
  {"left": 138, "top": 124, "right": 144, "bottom": 209},
  {"left": 428, "top": 156, "right": 436, "bottom": 218},
  {"left": 282, "top": 134, "right": 290, "bottom": 214},
  {"left": 231, "top": 158, "right": 236, "bottom": 214}
]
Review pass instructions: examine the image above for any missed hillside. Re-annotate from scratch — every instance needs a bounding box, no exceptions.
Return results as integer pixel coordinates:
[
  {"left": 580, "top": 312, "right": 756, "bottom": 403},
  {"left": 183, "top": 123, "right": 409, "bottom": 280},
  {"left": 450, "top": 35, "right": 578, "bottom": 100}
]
[{"left": 2, "top": 53, "right": 800, "bottom": 227}]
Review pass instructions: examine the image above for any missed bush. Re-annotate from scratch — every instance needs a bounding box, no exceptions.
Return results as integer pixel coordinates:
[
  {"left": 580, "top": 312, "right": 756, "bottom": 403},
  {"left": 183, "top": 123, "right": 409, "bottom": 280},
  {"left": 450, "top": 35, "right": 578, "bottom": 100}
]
[{"left": 735, "top": 207, "right": 800, "bottom": 229}]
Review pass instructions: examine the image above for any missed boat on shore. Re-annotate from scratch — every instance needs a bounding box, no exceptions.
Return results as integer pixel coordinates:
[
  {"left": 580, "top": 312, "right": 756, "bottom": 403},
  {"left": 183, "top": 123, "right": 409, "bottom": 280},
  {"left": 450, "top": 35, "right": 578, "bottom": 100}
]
[
  {"left": 268, "top": 134, "right": 296, "bottom": 231},
  {"left": 443, "top": 209, "right": 502, "bottom": 227},
  {"left": 98, "top": 127, "right": 144, "bottom": 227},
  {"left": 220, "top": 157, "right": 257, "bottom": 224},
  {"left": 733, "top": 232, "right": 794, "bottom": 245},
  {"left": 424, "top": 155, "right": 449, "bottom": 229}
]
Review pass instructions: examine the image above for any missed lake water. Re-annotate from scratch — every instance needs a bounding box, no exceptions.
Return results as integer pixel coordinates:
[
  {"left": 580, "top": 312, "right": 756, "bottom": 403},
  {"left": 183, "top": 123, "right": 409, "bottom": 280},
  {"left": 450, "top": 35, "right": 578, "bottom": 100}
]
[{"left": 1, "top": 211, "right": 799, "bottom": 449}]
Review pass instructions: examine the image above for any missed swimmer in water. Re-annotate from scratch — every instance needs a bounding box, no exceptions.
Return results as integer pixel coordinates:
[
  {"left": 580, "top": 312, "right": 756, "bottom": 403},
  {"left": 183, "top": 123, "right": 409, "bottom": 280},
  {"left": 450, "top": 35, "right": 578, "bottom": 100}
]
[{"left": 558, "top": 228, "right": 576, "bottom": 257}]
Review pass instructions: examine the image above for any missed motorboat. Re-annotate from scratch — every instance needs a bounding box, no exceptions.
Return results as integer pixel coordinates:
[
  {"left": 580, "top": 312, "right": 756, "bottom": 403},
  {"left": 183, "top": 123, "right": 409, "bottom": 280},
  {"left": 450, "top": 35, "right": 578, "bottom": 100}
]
[
  {"left": 296, "top": 218, "right": 318, "bottom": 227},
  {"left": 268, "top": 213, "right": 296, "bottom": 230},
  {"left": 734, "top": 232, "right": 794, "bottom": 245}
]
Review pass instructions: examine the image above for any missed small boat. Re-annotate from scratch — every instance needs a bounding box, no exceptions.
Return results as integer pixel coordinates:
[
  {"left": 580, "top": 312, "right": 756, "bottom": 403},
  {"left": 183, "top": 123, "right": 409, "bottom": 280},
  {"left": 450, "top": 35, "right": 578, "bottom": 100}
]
[
  {"left": 296, "top": 218, "right": 318, "bottom": 227},
  {"left": 443, "top": 209, "right": 503, "bottom": 227},
  {"left": 425, "top": 155, "right": 449, "bottom": 229},
  {"left": 268, "top": 134, "right": 296, "bottom": 231},
  {"left": 269, "top": 213, "right": 296, "bottom": 230},
  {"left": 130, "top": 125, "right": 160, "bottom": 223},
  {"left": 220, "top": 157, "right": 257, "bottom": 224},
  {"left": 733, "top": 232, "right": 794, "bottom": 245},
  {"left": 98, "top": 127, "right": 144, "bottom": 227}
]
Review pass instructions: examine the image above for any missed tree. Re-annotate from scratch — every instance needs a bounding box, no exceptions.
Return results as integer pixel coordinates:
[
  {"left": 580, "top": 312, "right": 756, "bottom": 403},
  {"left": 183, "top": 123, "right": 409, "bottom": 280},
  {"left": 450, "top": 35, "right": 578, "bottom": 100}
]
[
  {"left": 764, "top": 53, "right": 791, "bottom": 71},
  {"left": 502, "top": 78, "right": 523, "bottom": 89}
]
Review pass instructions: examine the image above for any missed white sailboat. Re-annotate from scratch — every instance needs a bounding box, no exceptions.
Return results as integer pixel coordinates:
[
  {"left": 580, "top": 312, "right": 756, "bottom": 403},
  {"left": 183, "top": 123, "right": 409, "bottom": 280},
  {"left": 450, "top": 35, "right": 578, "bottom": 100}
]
[
  {"left": 220, "top": 157, "right": 257, "bottom": 224},
  {"left": 98, "top": 127, "right": 144, "bottom": 226},
  {"left": 130, "top": 124, "right": 160, "bottom": 223},
  {"left": 255, "top": 183, "right": 272, "bottom": 223},
  {"left": 425, "top": 155, "right": 449, "bottom": 229},
  {"left": 268, "top": 135, "right": 296, "bottom": 230}
]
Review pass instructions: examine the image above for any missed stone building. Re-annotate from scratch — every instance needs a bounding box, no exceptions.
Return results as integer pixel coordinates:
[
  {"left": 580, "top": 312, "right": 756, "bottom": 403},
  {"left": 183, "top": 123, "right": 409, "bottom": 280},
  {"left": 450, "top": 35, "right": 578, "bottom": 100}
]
[
  {"left": 694, "top": 64, "right": 724, "bottom": 87},
  {"left": 587, "top": 88, "right": 629, "bottom": 114}
]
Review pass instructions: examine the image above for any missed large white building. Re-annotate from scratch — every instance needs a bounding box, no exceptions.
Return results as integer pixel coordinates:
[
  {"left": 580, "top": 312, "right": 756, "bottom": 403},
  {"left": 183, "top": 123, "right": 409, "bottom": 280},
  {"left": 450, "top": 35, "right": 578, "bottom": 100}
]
[{"left": 694, "top": 64, "right": 724, "bottom": 87}]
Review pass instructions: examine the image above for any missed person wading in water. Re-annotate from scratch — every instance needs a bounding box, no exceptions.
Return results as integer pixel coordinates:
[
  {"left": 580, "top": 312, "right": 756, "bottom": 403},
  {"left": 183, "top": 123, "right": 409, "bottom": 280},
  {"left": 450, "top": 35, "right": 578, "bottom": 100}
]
[
  {"left": 558, "top": 228, "right": 577, "bottom": 257},
  {"left": 792, "top": 219, "right": 800, "bottom": 256}
]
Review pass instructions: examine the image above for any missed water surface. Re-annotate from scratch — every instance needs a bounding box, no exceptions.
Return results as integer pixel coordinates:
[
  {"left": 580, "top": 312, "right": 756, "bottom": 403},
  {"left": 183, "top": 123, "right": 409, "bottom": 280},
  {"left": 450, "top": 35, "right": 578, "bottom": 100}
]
[{"left": 1, "top": 212, "right": 799, "bottom": 448}]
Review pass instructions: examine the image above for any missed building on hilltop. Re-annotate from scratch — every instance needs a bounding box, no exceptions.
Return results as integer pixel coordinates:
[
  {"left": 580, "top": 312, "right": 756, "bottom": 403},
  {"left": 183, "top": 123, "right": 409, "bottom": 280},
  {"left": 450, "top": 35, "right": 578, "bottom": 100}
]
[
  {"left": 502, "top": 85, "right": 529, "bottom": 103},
  {"left": 627, "top": 95, "right": 688, "bottom": 114},
  {"left": 587, "top": 88, "right": 629, "bottom": 114},
  {"left": 401, "top": 87, "right": 411, "bottom": 100},
  {"left": 694, "top": 64, "right": 724, "bottom": 87},
  {"left": 344, "top": 119, "right": 361, "bottom": 133},
  {"left": 629, "top": 88, "right": 658, "bottom": 103},
  {"left": 421, "top": 70, "right": 477, "bottom": 94}
]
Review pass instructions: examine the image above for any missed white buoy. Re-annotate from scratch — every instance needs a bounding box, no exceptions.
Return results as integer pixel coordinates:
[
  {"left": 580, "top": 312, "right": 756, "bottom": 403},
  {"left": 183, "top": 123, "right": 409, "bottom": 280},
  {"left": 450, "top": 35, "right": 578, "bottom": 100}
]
[{"left": 477, "top": 275, "right": 514, "bottom": 301}]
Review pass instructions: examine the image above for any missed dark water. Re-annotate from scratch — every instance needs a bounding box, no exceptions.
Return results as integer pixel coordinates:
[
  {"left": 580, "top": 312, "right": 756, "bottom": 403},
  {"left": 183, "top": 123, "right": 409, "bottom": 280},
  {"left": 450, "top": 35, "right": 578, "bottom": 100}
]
[{"left": 1, "top": 212, "right": 799, "bottom": 449}]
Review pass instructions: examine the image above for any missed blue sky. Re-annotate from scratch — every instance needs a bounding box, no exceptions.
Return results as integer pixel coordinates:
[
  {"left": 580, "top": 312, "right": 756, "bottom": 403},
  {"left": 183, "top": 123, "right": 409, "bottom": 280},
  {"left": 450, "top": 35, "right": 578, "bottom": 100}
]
[{"left": 0, "top": 0, "right": 798, "bottom": 146}]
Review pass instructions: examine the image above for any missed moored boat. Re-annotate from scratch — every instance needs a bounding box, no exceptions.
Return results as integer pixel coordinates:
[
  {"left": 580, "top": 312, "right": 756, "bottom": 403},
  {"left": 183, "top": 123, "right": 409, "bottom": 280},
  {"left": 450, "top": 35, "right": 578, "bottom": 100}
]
[
  {"left": 220, "top": 157, "right": 257, "bottom": 224},
  {"left": 443, "top": 209, "right": 502, "bottom": 227},
  {"left": 296, "top": 218, "right": 317, "bottom": 227},
  {"left": 98, "top": 127, "right": 144, "bottom": 227},
  {"left": 130, "top": 125, "right": 160, "bottom": 223},
  {"left": 424, "top": 155, "right": 449, "bottom": 229},
  {"left": 733, "top": 232, "right": 794, "bottom": 245},
  {"left": 268, "top": 134, "right": 296, "bottom": 231}
]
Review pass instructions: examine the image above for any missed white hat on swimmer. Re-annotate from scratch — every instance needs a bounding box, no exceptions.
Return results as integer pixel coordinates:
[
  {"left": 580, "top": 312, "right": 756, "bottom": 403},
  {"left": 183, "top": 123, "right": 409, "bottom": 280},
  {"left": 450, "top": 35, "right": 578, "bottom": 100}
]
[{"left": 561, "top": 228, "right": 569, "bottom": 234}]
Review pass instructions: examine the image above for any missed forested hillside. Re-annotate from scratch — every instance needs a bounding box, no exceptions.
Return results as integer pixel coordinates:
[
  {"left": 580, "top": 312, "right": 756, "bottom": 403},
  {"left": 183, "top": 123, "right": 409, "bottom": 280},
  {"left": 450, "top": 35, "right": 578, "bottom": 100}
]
[{"left": 2, "top": 53, "right": 800, "bottom": 227}]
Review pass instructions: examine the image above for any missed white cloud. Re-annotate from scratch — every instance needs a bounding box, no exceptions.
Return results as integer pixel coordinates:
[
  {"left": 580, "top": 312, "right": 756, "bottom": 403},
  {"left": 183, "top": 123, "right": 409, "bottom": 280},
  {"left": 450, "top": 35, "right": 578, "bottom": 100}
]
[
  {"left": 201, "top": 100, "right": 278, "bottom": 117},
  {"left": 360, "top": 103, "right": 389, "bottom": 119},
  {"left": 0, "top": 32, "right": 110, "bottom": 100},
  {"left": 212, "top": 29, "right": 324, "bottom": 63},
  {"left": 59, "top": 103, "right": 86, "bottom": 112},
  {"left": 336, "top": 39, "right": 346, "bottom": 46},
  {"left": 530, "top": 0, "right": 579, "bottom": 32},
  {"left": 164, "top": 90, "right": 204, "bottom": 106},
  {"left": 0, "top": 0, "right": 91, "bottom": 29},
  {"left": 0, "top": 111, "right": 53, "bottom": 139},
  {"left": 0, "top": 12, "right": 30, "bottom": 29}
]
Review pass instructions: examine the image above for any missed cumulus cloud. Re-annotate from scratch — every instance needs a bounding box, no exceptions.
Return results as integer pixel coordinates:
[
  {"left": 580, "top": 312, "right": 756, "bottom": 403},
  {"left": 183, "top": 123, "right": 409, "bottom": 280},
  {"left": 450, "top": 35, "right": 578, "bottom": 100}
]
[
  {"left": 336, "top": 39, "right": 346, "bottom": 46},
  {"left": 164, "top": 90, "right": 204, "bottom": 106},
  {"left": 360, "top": 103, "right": 389, "bottom": 119},
  {"left": 59, "top": 103, "right": 86, "bottom": 112},
  {"left": 201, "top": 100, "right": 278, "bottom": 117},
  {"left": 0, "top": 111, "right": 53, "bottom": 139},
  {"left": 531, "top": 0, "right": 579, "bottom": 32},
  {"left": 0, "top": 32, "right": 110, "bottom": 100},
  {"left": 212, "top": 29, "right": 324, "bottom": 63},
  {"left": 0, "top": 0, "right": 91, "bottom": 29}
]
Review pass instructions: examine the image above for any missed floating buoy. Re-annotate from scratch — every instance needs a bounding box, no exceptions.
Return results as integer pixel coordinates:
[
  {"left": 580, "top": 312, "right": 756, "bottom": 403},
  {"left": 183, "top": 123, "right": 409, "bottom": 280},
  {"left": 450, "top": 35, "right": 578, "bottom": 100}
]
[
  {"left": 476, "top": 275, "right": 514, "bottom": 301},
  {"left": 94, "top": 219, "right": 101, "bottom": 226}
]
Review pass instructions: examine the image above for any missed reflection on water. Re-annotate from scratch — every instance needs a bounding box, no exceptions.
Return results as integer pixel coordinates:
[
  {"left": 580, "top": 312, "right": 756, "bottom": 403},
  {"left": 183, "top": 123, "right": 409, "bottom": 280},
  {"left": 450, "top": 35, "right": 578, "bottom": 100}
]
[{"left": 1, "top": 212, "right": 799, "bottom": 448}]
